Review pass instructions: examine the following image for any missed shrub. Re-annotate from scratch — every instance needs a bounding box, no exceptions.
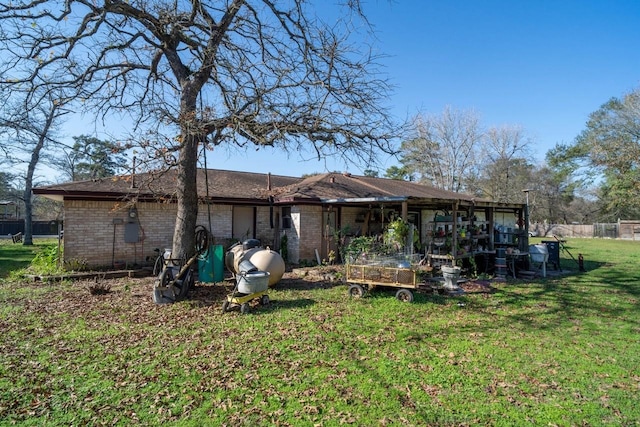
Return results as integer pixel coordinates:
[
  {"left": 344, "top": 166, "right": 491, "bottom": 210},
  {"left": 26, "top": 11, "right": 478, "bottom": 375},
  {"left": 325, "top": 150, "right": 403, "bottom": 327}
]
[{"left": 28, "top": 244, "right": 63, "bottom": 276}]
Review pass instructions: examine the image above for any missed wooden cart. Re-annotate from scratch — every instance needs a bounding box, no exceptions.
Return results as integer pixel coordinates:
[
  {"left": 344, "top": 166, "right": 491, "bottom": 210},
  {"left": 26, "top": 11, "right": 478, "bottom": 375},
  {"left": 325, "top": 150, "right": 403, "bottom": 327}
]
[{"left": 345, "top": 263, "right": 431, "bottom": 303}]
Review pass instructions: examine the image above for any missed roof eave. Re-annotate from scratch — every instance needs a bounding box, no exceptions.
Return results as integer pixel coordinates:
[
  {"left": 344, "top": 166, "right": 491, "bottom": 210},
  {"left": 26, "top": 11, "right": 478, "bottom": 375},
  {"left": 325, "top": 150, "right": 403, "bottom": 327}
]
[
  {"left": 32, "top": 189, "right": 146, "bottom": 202},
  {"left": 321, "top": 196, "right": 408, "bottom": 204}
]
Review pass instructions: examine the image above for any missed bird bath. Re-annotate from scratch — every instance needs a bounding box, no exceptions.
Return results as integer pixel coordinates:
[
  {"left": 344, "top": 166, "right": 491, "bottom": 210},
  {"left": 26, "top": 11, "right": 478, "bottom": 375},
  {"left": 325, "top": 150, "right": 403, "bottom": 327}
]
[{"left": 441, "top": 265, "right": 463, "bottom": 294}]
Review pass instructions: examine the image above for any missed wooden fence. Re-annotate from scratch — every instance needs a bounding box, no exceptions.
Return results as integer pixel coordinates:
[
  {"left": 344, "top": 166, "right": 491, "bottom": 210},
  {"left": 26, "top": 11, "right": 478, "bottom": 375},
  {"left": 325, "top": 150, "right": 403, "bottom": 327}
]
[{"left": 532, "top": 220, "right": 640, "bottom": 240}]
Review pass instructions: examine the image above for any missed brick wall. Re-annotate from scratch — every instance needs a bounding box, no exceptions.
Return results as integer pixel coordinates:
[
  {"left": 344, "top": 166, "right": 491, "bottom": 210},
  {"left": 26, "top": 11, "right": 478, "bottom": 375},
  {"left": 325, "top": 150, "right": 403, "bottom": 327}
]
[
  {"left": 64, "top": 200, "right": 238, "bottom": 268},
  {"left": 255, "top": 206, "right": 278, "bottom": 249},
  {"left": 297, "top": 205, "right": 323, "bottom": 262},
  {"left": 340, "top": 207, "right": 363, "bottom": 236},
  {"left": 256, "top": 205, "right": 320, "bottom": 264},
  {"left": 62, "top": 200, "right": 152, "bottom": 267},
  {"left": 63, "top": 200, "right": 347, "bottom": 268},
  {"left": 199, "top": 204, "right": 232, "bottom": 242}
]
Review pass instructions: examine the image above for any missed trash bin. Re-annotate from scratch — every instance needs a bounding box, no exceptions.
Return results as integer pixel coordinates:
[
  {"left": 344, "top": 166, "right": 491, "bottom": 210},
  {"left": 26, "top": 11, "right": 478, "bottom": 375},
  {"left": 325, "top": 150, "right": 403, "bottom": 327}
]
[
  {"left": 495, "top": 247, "right": 507, "bottom": 279},
  {"left": 198, "top": 244, "right": 225, "bottom": 283},
  {"left": 541, "top": 240, "right": 560, "bottom": 270}
]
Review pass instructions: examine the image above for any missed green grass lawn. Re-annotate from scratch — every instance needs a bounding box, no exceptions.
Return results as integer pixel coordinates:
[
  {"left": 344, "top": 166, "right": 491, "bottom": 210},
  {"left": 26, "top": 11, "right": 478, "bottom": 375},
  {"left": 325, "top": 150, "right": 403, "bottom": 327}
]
[
  {"left": 0, "top": 238, "right": 59, "bottom": 278},
  {"left": 1, "top": 238, "right": 639, "bottom": 425}
]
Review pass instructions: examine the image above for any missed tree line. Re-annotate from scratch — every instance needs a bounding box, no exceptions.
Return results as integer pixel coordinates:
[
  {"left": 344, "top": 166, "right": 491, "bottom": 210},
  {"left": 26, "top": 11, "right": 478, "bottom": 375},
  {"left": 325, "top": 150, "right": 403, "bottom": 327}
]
[{"left": 374, "top": 88, "right": 640, "bottom": 226}]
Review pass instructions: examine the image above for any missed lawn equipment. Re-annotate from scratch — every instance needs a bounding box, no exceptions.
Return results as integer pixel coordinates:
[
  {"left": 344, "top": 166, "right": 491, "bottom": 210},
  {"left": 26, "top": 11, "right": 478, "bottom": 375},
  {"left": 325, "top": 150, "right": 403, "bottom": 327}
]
[
  {"left": 222, "top": 261, "right": 271, "bottom": 314},
  {"left": 345, "top": 255, "right": 435, "bottom": 302},
  {"left": 554, "top": 235, "right": 585, "bottom": 271},
  {"left": 152, "top": 225, "right": 211, "bottom": 304}
]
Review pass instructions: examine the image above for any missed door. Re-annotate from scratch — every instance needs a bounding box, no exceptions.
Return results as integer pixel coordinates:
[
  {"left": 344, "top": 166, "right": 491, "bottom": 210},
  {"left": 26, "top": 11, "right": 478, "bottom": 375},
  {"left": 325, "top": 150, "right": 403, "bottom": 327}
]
[
  {"left": 233, "top": 206, "right": 255, "bottom": 242},
  {"left": 322, "top": 209, "right": 338, "bottom": 263}
]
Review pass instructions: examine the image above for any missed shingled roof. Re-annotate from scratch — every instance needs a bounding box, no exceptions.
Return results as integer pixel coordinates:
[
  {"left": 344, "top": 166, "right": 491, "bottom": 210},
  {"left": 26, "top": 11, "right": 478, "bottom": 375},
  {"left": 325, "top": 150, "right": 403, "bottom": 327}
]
[
  {"left": 33, "top": 169, "right": 299, "bottom": 203},
  {"left": 34, "top": 168, "right": 501, "bottom": 207},
  {"left": 272, "top": 172, "right": 485, "bottom": 204}
]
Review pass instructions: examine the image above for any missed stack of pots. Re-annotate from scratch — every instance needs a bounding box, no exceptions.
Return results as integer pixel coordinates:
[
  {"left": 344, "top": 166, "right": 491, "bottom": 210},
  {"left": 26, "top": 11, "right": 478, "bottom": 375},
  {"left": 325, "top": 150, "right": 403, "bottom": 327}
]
[{"left": 495, "top": 247, "right": 507, "bottom": 279}]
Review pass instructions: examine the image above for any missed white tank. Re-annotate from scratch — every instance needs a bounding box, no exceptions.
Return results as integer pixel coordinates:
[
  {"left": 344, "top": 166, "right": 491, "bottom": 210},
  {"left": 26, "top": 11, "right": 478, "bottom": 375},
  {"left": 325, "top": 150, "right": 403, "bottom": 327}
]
[{"left": 246, "top": 248, "right": 285, "bottom": 287}]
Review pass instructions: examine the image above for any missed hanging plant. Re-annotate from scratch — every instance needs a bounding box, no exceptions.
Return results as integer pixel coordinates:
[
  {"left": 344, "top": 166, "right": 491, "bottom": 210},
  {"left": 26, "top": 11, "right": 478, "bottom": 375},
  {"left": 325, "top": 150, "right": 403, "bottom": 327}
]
[{"left": 385, "top": 218, "right": 410, "bottom": 252}]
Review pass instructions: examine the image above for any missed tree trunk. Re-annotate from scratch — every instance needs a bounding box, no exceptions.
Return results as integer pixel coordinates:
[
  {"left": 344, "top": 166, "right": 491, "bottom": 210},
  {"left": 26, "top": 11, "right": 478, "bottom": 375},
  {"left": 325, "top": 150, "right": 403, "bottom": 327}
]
[
  {"left": 171, "top": 92, "right": 201, "bottom": 261},
  {"left": 22, "top": 185, "right": 33, "bottom": 246},
  {"left": 171, "top": 135, "right": 199, "bottom": 261},
  {"left": 22, "top": 119, "right": 51, "bottom": 246},
  {"left": 21, "top": 99, "right": 60, "bottom": 246}
]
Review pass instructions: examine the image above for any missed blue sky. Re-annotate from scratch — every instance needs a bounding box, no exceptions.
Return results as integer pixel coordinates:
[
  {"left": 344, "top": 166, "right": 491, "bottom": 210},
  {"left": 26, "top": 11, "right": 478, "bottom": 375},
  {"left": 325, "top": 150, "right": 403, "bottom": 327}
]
[
  {"left": 47, "top": 1, "right": 640, "bottom": 181},
  {"left": 202, "top": 0, "right": 640, "bottom": 177}
]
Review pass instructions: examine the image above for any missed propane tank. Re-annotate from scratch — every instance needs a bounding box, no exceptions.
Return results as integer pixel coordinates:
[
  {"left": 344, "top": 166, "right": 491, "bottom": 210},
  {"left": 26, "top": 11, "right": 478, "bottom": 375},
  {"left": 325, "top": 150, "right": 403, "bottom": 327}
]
[
  {"left": 247, "top": 248, "right": 285, "bottom": 286},
  {"left": 225, "top": 240, "right": 285, "bottom": 287}
]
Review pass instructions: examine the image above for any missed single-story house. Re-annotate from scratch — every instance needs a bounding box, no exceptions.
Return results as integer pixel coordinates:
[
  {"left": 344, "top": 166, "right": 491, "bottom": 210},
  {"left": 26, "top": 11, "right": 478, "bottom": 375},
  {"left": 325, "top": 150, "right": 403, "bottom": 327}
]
[
  {"left": 33, "top": 169, "right": 528, "bottom": 269},
  {"left": 1, "top": 200, "right": 18, "bottom": 220}
]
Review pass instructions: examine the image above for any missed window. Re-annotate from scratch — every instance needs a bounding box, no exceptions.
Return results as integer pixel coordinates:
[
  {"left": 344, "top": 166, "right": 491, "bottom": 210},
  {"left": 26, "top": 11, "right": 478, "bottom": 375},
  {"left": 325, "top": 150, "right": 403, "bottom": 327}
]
[{"left": 282, "top": 206, "right": 292, "bottom": 229}]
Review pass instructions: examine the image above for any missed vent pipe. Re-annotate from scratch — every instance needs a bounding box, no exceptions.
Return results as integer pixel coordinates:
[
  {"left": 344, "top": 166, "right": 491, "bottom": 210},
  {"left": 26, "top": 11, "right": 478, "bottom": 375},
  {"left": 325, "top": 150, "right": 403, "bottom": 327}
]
[{"left": 131, "top": 156, "right": 137, "bottom": 188}]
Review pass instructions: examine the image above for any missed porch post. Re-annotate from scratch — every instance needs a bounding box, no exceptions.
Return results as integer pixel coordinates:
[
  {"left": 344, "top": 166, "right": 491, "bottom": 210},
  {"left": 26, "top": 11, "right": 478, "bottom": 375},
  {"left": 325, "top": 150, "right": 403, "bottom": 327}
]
[{"left": 452, "top": 201, "right": 458, "bottom": 263}]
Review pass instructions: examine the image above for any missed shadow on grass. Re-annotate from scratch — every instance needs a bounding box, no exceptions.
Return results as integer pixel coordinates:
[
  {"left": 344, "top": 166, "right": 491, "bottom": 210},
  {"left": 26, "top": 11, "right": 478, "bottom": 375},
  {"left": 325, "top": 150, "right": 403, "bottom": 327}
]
[
  {"left": 352, "top": 285, "right": 471, "bottom": 306},
  {"left": 274, "top": 277, "right": 344, "bottom": 291},
  {"left": 0, "top": 239, "right": 58, "bottom": 278},
  {"left": 264, "top": 297, "right": 316, "bottom": 311},
  {"left": 186, "top": 281, "right": 317, "bottom": 312},
  {"left": 0, "top": 245, "right": 37, "bottom": 278},
  {"left": 468, "top": 260, "right": 640, "bottom": 333}
]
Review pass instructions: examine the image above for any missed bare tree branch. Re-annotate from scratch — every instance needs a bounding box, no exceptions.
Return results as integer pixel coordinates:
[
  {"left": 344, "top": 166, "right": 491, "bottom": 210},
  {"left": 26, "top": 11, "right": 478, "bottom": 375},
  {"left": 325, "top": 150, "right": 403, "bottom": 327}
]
[{"left": 1, "top": 0, "right": 401, "bottom": 258}]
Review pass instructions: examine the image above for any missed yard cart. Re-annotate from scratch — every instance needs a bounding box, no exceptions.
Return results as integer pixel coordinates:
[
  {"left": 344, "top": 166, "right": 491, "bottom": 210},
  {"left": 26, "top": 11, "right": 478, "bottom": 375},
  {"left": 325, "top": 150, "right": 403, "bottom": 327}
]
[
  {"left": 222, "top": 284, "right": 270, "bottom": 315},
  {"left": 345, "top": 257, "right": 431, "bottom": 302},
  {"left": 152, "top": 254, "right": 198, "bottom": 304},
  {"left": 222, "top": 261, "right": 271, "bottom": 314}
]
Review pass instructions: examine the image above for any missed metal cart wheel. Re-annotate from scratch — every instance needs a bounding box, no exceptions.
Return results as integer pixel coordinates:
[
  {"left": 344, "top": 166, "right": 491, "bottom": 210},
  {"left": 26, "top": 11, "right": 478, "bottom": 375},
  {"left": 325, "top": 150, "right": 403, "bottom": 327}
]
[
  {"left": 152, "top": 287, "right": 173, "bottom": 305},
  {"left": 222, "top": 300, "right": 230, "bottom": 312},
  {"left": 174, "top": 269, "right": 192, "bottom": 298},
  {"left": 260, "top": 294, "right": 270, "bottom": 305},
  {"left": 348, "top": 284, "right": 365, "bottom": 299},
  {"left": 152, "top": 253, "right": 164, "bottom": 277},
  {"left": 152, "top": 268, "right": 176, "bottom": 304},
  {"left": 395, "top": 288, "right": 414, "bottom": 303},
  {"left": 240, "top": 303, "right": 250, "bottom": 314}
]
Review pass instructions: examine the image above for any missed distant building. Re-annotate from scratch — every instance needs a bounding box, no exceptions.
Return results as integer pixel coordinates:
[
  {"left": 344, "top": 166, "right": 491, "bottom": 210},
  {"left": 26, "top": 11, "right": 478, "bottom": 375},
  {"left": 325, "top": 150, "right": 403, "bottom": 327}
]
[{"left": 0, "top": 200, "right": 18, "bottom": 220}]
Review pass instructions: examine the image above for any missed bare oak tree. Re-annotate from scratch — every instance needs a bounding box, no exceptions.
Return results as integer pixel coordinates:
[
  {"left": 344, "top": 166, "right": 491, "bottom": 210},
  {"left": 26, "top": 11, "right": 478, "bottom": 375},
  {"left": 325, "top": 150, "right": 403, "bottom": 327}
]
[
  {"left": 476, "top": 125, "right": 532, "bottom": 202},
  {"left": 401, "top": 106, "right": 482, "bottom": 192},
  {"left": 0, "top": 89, "right": 69, "bottom": 245},
  {"left": 0, "top": 1, "right": 399, "bottom": 259}
]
